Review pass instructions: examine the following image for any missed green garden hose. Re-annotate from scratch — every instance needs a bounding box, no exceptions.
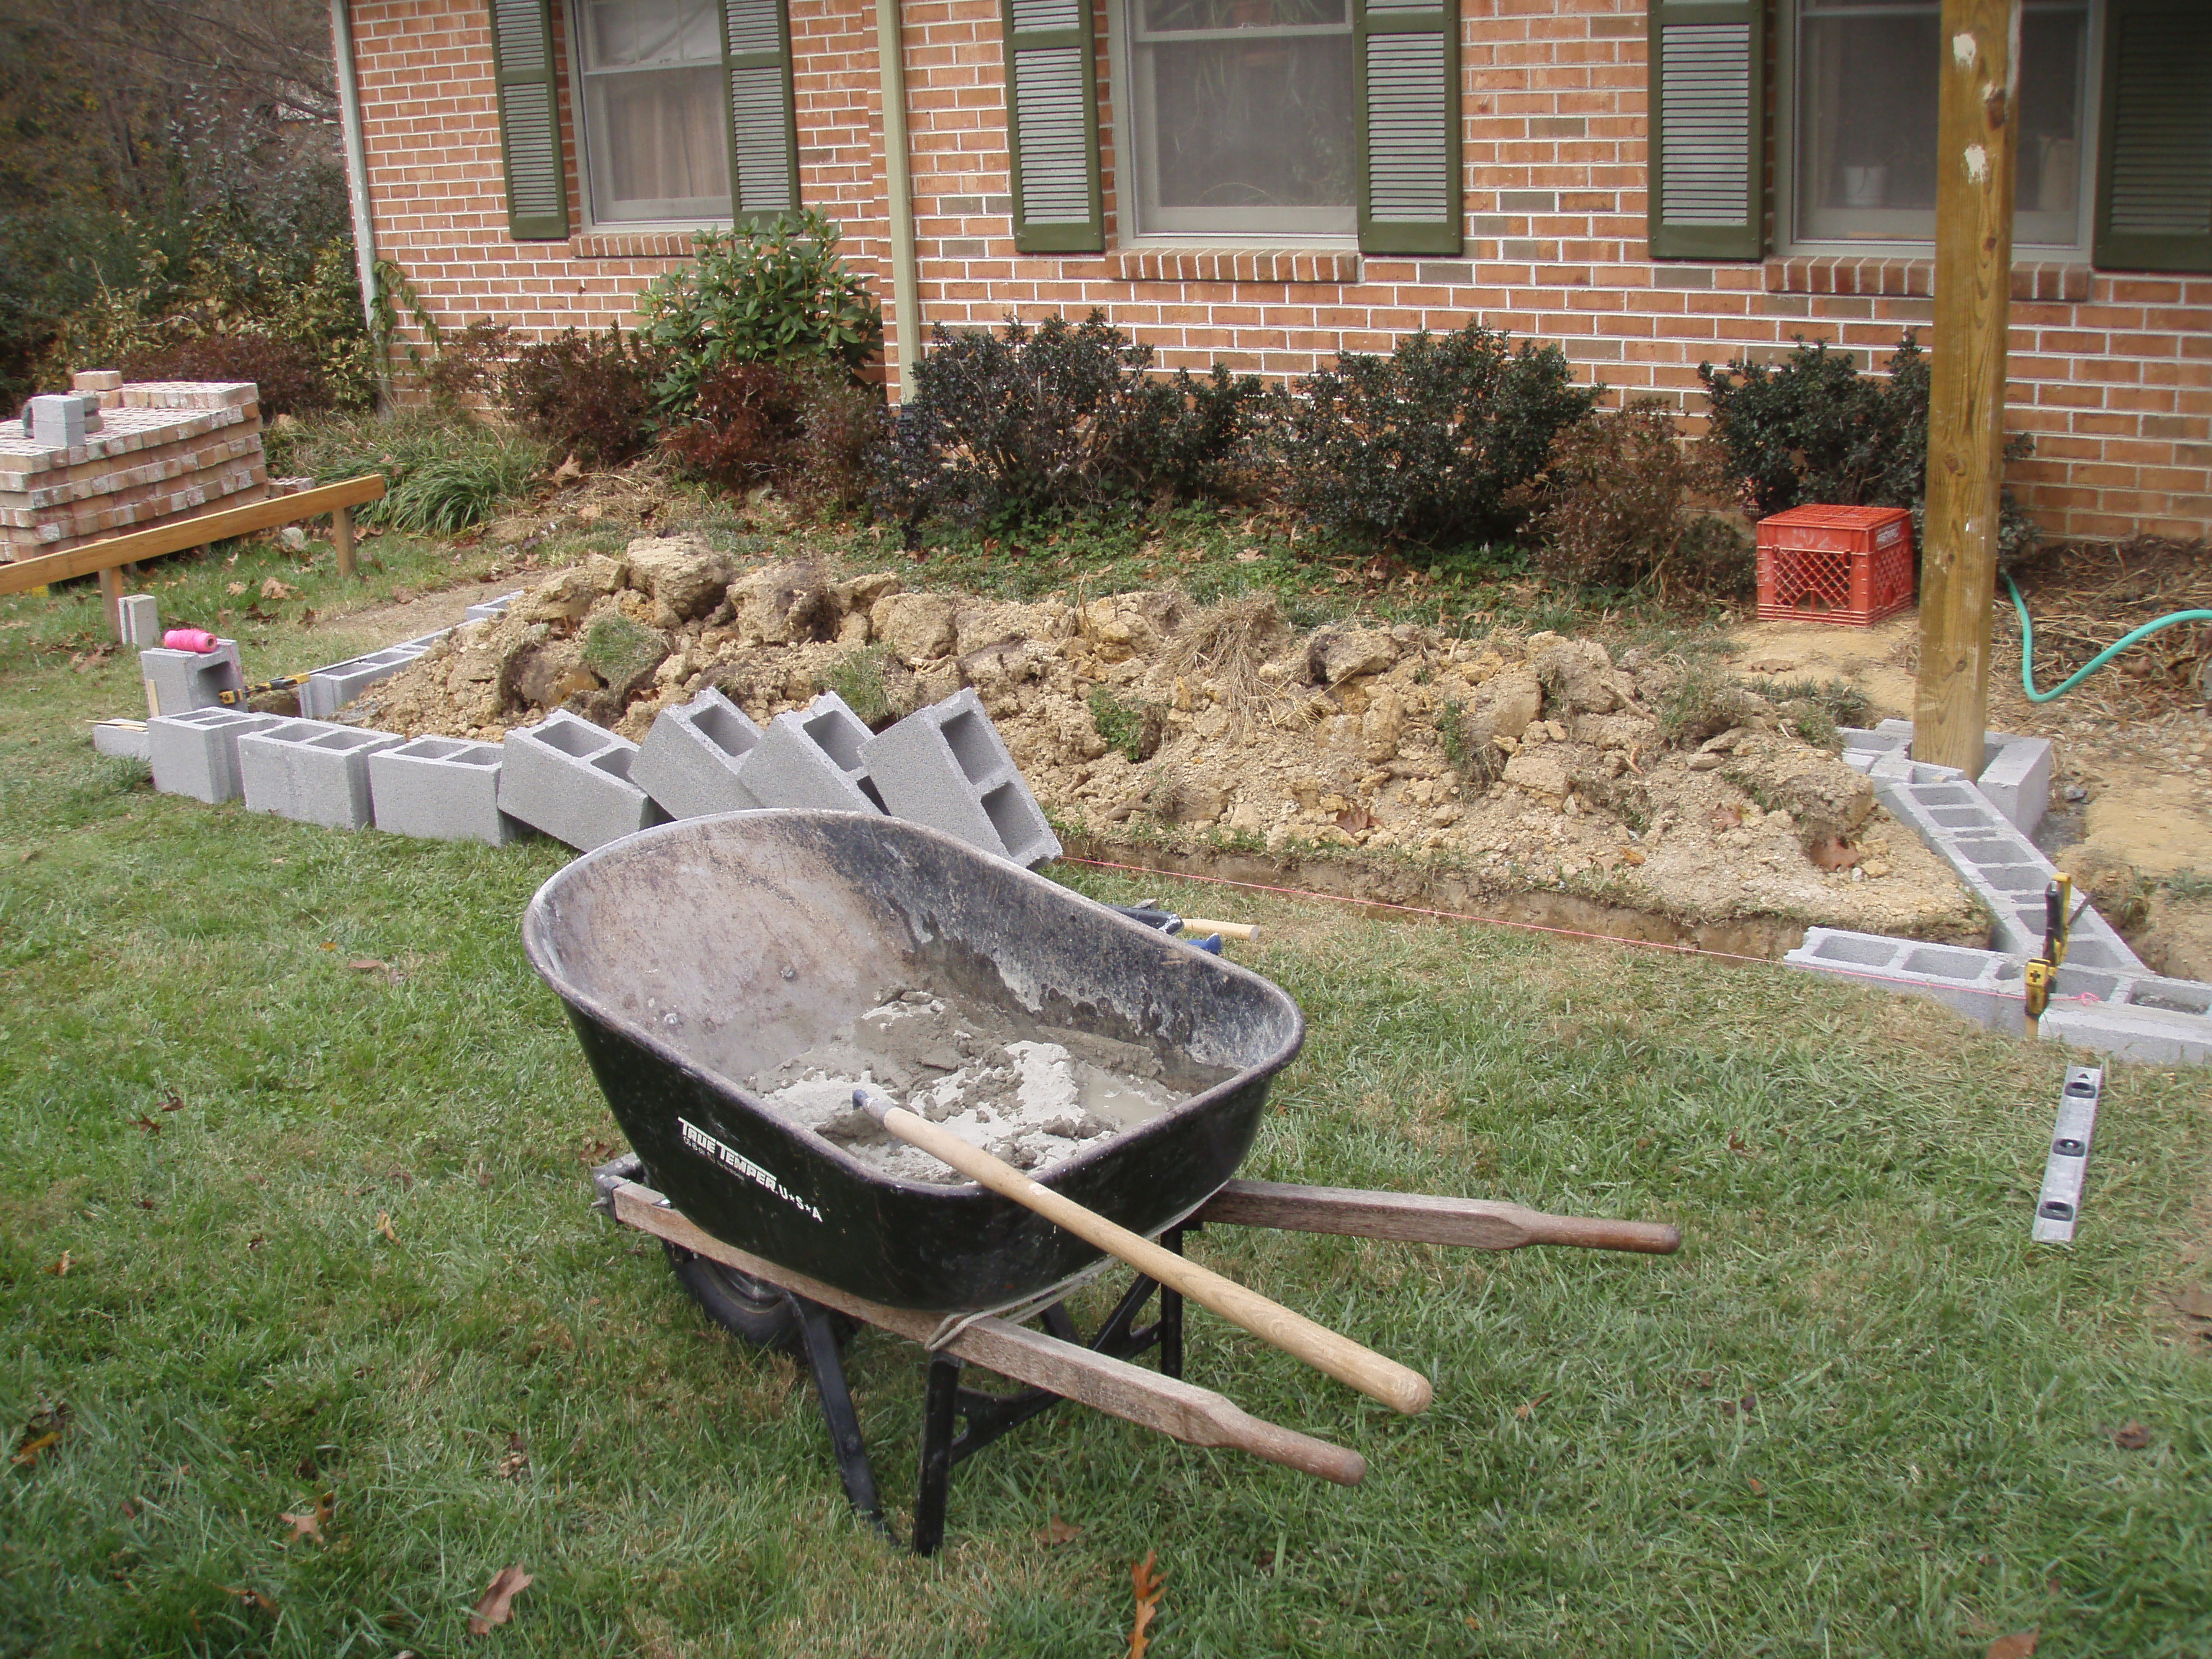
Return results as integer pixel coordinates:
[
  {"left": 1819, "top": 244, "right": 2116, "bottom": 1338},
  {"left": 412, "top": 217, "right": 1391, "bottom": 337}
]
[{"left": 2003, "top": 571, "right": 2212, "bottom": 703}]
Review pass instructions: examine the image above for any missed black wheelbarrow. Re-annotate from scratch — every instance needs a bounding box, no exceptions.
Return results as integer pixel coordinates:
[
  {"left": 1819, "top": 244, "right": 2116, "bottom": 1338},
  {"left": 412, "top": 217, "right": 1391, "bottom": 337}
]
[{"left": 526, "top": 811, "right": 1681, "bottom": 1552}]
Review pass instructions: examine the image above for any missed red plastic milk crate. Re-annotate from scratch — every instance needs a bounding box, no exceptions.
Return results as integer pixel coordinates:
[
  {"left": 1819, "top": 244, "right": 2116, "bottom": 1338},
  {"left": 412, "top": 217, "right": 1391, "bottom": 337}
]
[{"left": 1755, "top": 505, "right": 1916, "bottom": 626}]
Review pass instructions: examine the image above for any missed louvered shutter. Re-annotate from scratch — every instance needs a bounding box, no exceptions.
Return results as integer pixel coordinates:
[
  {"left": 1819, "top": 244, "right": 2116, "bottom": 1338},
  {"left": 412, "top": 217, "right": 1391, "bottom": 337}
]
[
  {"left": 1354, "top": 0, "right": 1459, "bottom": 256},
  {"left": 487, "top": 0, "right": 568, "bottom": 239},
  {"left": 2093, "top": 0, "right": 2212, "bottom": 274},
  {"left": 1000, "top": 0, "right": 1102, "bottom": 253},
  {"left": 1647, "top": 0, "right": 1763, "bottom": 260},
  {"left": 721, "top": 0, "right": 801, "bottom": 224}
]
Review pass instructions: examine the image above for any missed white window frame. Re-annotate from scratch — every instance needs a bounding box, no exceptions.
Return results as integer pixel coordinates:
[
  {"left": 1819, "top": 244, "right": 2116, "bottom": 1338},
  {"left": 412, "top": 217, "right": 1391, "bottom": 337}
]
[
  {"left": 565, "top": 0, "right": 737, "bottom": 235},
  {"left": 1777, "top": 0, "right": 2105, "bottom": 260},
  {"left": 1105, "top": 0, "right": 1361, "bottom": 248}
]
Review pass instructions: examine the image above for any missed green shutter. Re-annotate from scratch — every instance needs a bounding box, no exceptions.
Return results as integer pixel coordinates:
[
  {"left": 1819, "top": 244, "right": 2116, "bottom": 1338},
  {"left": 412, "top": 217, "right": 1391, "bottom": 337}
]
[
  {"left": 2093, "top": 0, "right": 2212, "bottom": 274},
  {"left": 721, "top": 0, "right": 801, "bottom": 225},
  {"left": 1354, "top": 0, "right": 1460, "bottom": 256},
  {"left": 1000, "top": 0, "right": 1102, "bottom": 253},
  {"left": 487, "top": 0, "right": 568, "bottom": 240},
  {"left": 1647, "top": 0, "right": 1763, "bottom": 260}
]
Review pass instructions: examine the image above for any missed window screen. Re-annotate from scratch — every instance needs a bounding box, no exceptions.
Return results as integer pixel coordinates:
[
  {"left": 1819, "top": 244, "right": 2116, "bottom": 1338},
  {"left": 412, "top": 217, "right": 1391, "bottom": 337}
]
[
  {"left": 1794, "top": 0, "right": 2090, "bottom": 249},
  {"left": 577, "top": 0, "right": 732, "bottom": 222},
  {"left": 1128, "top": 0, "right": 1357, "bottom": 237}
]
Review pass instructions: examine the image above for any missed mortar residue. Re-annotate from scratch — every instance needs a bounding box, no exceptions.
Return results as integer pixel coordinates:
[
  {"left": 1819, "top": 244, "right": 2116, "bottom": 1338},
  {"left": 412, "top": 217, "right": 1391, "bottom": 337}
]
[{"left": 746, "top": 986, "right": 1226, "bottom": 1183}]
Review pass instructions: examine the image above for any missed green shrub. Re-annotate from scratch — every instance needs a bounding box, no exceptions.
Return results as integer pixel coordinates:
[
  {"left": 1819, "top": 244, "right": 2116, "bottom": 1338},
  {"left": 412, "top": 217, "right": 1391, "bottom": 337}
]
[
  {"left": 501, "top": 325, "right": 662, "bottom": 467},
  {"left": 273, "top": 413, "right": 547, "bottom": 536},
  {"left": 883, "top": 314, "right": 1267, "bottom": 528},
  {"left": 636, "top": 211, "right": 881, "bottom": 415},
  {"left": 1272, "top": 322, "right": 1600, "bottom": 553},
  {"left": 1699, "top": 333, "right": 2038, "bottom": 558}
]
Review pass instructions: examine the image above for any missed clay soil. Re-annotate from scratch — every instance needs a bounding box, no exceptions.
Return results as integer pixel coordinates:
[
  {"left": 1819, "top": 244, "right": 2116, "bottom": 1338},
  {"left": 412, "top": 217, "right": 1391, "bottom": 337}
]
[{"left": 346, "top": 533, "right": 1984, "bottom": 952}]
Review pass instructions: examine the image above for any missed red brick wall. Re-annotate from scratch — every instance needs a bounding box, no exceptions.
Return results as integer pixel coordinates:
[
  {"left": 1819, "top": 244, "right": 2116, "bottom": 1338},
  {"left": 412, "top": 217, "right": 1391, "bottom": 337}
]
[{"left": 350, "top": 0, "right": 2212, "bottom": 542}]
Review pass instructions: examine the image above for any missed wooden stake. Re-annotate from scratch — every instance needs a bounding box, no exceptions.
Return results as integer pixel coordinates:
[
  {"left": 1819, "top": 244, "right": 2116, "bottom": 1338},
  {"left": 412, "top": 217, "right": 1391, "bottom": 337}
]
[
  {"left": 98, "top": 567, "right": 124, "bottom": 639},
  {"left": 333, "top": 504, "right": 358, "bottom": 580},
  {"left": 1913, "top": 0, "right": 2021, "bottom": 773}
]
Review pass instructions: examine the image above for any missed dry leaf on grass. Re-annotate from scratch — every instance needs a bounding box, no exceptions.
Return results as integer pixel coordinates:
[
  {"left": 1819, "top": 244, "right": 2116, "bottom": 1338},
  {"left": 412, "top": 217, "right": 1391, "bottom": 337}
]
[
  {"left": 1514, "top": 1393, "right": 1551, "bottom": 1421},
  {"left": 348, "top": 958, "right": 388, "bottom": 973},
  {"left": 131, "top": 1114, "right": 161, "bottom": 1135},
  {"left": 46, "top": 1252, "right": 71, "bottom": 1277},
  {"left": 376, "top": 1213, "right": 400, "bottom": 1245},
  {"left": 2113, "top": 1422, "right": 2151, "bottom": 1449},
  {"left": 226, "top": 581, "right": 248, "bottom": 596},
  {"left": 1747, "top": 1475, "right": 1766, "bottom": 1496},
  {"left": 469, "top": 1564, "right": 534, "bottom": 1635},
  {"left": 11, "top": 1431, "right": 60, "bottom": 1467},
  {"left": 552, "top": 454, "right": 583, "bottom": 485},
  {"left": 498, "top": 1432, "right": 529, "bottom": 1480},
  {"left": 2169, "top": 1285, "right": 2212, "bottom": 1319},
  {"left": 223, "top": 1586, "right": 280, "bottom": 1615},
  {"left": 280, "top": 1493, "right": 333, "bottom": 1543},
  {"left": 1127, "top": 1552, "right": 1164, "bottom": 1659},
  {"left": 1038, "top": 1515, "right": 1081, "bottom": 1546},
  {"left": 1986, "top": 1632, "right": 2038, "bottom": 1659},
  {"left": 261, "top": 578, "right": 300, "bottom": 601},
  {"left": 159, "top": 1088, "right": 184, "bottom": 1112}
]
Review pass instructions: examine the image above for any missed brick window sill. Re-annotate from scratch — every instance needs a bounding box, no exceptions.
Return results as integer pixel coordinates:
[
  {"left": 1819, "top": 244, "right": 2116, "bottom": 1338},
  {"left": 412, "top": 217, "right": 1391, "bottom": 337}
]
[
  {"left": 1765, "top": 256, "right": 2090, "bottom": 303},
  {"left": 1111, "top": 247, "right": 1361, "bottom": 284},
  {"left": 568, "top": 232, "right": 705, "bottom": 260}
]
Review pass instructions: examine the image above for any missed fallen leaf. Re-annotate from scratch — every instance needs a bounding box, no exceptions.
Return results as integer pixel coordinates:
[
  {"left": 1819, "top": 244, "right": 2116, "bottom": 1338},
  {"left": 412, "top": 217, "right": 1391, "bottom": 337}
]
[
  {"left": 1747, "top": 1475, "right": 1766, "bottom": 1496},
  {"left": 1514, "top": 1392, "right": 1552, "bottom": 1421},
  {"left": 2113, "top": 1422, "right": 2150, "bottom": 1450},
  {"left": 391, "top": 587, "right": 415, "bottom": 605},
  {"left": 498, "top": 1431, "right": 529, "bottom": 1480},
  {"left": 47, "top": 1252, "right": 71, "bottom": 1277},
  {"left": 10, "top": 1431, "right": 60, "bottom": 1467},
  {"left": 1236, "top": 549, "right": 1263, "bottom": 563},
  {"left": 1039, "top": 1514, "right": 1081, "bottom": 1546},
  {"left": 131, "top": 1114, "right": 161, "bottom": 1135},
  {"left": 18, "top": 848, "right": 37, "bottom": 863},
  {"left": 226, "top": 581, "right": 248, "bottom": 596},
  {"left": 1709, "top": 804, "right": 1743, "bottom": 830},
  {"left": 1808, "top": 832, "right": 1859, "bottom": 871},
  {"left": 280, "top": 1493, "right": 333, "bottom": 1543},
  {"left": 1728, "top": 1132, "right": 1754, "bottom": 1156},
  {"left": 1128, "top": 1552, "right": 1164, "bottom": 1659},
  {"left": 552, "top": 454, "right": 583, "bottom": 485},
  {"left": 1622, "top": 847, "right": 1645, "bottom": 866},
  {"left": 347, "top": 958, "right": 388, "bottom": 972},
  {"left": 1986, "top": 1632, "right": 2038, "bottom": 1659},
  {"left": 261, "top": 578, "right": 300, "bottom": 601},
  {"left": 2170, "top": 1285, "right": 2212, "bottom": 1320},
  {"left": 376, "top": 1212, "right": 400, "bottom": 1245},
  {"left": 468, "top": 1564, "right": 534, "bottom": 1635},
  {"left": 223, "top": 1586, "right": 279, "bottom": 1615},
  {"left": 1334, "top": 806, "right": 1372, "bottom": 834},
  {"left": 159, "top": 1088, "right": 184, "bottom": 1112},
  {"left": 298, "top": 606, "right": 316, "bottom": 629}
]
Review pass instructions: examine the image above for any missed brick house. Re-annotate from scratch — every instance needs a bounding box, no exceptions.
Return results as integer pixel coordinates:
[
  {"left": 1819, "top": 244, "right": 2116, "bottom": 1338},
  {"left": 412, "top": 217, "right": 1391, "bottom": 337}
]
[{"left": 333, "top": 0, "right": 2211, "bottom": 542}]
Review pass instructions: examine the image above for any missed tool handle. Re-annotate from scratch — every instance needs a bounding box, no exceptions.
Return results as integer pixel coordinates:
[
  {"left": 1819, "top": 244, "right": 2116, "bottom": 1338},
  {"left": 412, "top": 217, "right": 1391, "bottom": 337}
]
[
  {"left": 866, "top": 1098, "right": 1432, "bottom": 1415},
  {"left": 1180, "top": 917, "right": 1260, "bottom": 943}
]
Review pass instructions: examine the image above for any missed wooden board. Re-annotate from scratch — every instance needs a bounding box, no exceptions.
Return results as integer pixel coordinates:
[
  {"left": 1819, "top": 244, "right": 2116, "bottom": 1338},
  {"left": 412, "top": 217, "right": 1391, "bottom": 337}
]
[
  {"left": 1197, "top": 1179, "right": 1682, "bottom": 1255},
  {"left": 0, "top": 474, "right": 387, "bottom": 596},
  {"left": 610, "top": 1182, "right": 1367, "bottom": 1486}
]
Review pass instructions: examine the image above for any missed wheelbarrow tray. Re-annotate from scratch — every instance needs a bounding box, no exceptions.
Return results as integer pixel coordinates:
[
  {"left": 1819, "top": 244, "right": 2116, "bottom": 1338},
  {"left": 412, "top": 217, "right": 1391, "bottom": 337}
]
[{"left": 524, "top": 810, "right": 1305, "bottom": 1312}]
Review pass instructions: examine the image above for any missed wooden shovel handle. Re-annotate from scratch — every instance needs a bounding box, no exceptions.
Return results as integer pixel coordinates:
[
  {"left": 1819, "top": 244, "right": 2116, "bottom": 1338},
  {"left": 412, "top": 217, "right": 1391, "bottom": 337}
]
[
  {"left": 867, "top": 1100, "right": 1434, "bottom": 1416},
  {"left": 1181, "top": 917, "right": 1260, "bottom": 942},
  {"left": 1198, "top": 1180, "right": 1683, "bottom": 1255}
]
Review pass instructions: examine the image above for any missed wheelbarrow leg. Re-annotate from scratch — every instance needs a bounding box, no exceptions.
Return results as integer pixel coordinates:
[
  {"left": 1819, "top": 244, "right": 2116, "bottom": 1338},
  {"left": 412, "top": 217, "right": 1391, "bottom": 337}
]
[
  {"left": 1159, "top": 1226, "right": 1187, "bottom": 1382},
  {"left": 789, "top": 1293, "right": 890, "bottom": 1540},
  {"left": 913, "top": 1352, "right": 964, "bottom": 1557}
]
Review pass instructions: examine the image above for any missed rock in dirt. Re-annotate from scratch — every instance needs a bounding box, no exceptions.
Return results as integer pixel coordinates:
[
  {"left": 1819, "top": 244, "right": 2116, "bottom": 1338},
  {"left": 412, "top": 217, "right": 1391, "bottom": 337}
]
[
  {"left": 873, "top": 591, "right": 958, "bottom": 664},
  {"left": 732, "top": 559, "right": 837, "bottom": 645},
  {"left": 626, "top": 534, "right": 732, "bottom": 628},
  {"left": 1308, "top": 626, "right": 1398, "bottom": 685}
]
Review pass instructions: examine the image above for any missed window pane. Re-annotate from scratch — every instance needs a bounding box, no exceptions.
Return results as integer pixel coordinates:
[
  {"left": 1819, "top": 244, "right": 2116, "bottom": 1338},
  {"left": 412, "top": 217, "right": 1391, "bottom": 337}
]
[
  {"left": 1139, "top": 0, "right": 1346, "bottom": 34},
  {"left": 585, "top": 64, "right": 730, "bottom": 220},
  {"left": 583, "top": 0, "right": 721, "bottom": 68},
  {"left": 1795, "top": 1, "right": 2087, "bottom": 248}
]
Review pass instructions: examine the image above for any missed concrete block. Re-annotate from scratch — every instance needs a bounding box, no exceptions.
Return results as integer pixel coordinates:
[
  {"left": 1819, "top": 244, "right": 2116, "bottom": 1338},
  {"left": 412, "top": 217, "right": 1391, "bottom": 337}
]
[
  {"left": 91, "top": 719, "right": 150, "bottom": 761},
  {"left": 1786, "top": 928, "right": 2030, "bottom": 1033},
  {"left": 236, "top": 719, "right": 403, "bottom": 829},
  {"left": 1976, "top": 733, "right": 2054, "bottom": 837},
  {"left": 140, "top": 639, "right": 244, "bottom": 716},
  {"left": 117, "top": 594, "right": 161, "bottom": 646},
  {"left": 299, "top": 644, "right": 429, "bottom": 719},
  {"left": 2039, "top": 998, "right": 2212, "bottom": 1066},
  {"left": 861, "top": 688, "right": 1061, "bottom": 867},
  {"left": 148, "top": 707, "right": 281, "bottom": 803},
  {"left": 27, "top": 394, "right": 86, "bottom": 447},
  {"left": 465, "top": 590, "right": 522, "bottom": 623},
  {"left": 633, "top": 688, "right": 764, "bottom": 819},
  {"left": 736, "top": 691, "right": 886, "bottom": 815},
  {"left": 497, "top": 711, "right": 669, "bottom": 850},
  {"left": 369, "top": 737, "right": 520, "bottom": 845}
]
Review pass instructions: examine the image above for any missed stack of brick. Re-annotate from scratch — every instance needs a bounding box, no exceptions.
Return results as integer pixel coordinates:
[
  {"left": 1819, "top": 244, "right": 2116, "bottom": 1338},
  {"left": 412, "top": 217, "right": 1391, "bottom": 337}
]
[{"left": 0, "top": 370, "right": 268, "bottom": 562}]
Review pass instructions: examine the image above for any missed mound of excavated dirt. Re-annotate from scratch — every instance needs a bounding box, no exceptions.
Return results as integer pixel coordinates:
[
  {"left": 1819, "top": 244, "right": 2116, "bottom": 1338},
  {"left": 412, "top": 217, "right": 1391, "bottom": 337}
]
[{"left": 349, "top": 536, "right": 1980, "bottom": 941}]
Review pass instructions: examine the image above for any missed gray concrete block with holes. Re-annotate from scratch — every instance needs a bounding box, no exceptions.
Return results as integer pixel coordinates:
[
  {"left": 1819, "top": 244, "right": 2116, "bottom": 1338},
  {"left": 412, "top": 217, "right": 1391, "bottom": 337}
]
[
  {"left": 139, "top": 639, "right": 244, "bottom": 717},
  {"left": 465, "top": 590, "right": 522, "bottom": 623},
  {"left": 861, "top": 688, "right": 1061, "bottom": 868},
  {"left": 1974, "top": 734, "right": 2054, "bottom": 837},
  {"left": 369, "top": 736, "right": 521, "bottom": 845},
  {"left": 497, "top": 710, "right": 669, "bottom": 850},
  {"left": 236, "top": 719, "right": 403, "bottom": 828},
  {"left": 1786, "top": 928, "right": 2032, "bottom": 1033},
  {"left": 633, "top": 687, "right": 765, "bottom": 819},
  {"left": 92, "top": 719, "right": 150, "bottom": 762},
  {"left": 148, "top": 708, "right": 279, "bottom": 802},
  {"left": 734, "top": 691, "right": 886, "bottom": 815},
  {"left": 300, "top": 644, "right": 431, "bottom": 719}
]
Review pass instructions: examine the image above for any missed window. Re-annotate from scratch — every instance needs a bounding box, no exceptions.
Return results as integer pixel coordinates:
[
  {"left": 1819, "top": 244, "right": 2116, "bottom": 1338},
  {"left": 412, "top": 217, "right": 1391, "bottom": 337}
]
[
  {"left": 1120, "top": 0, "right": 1358, "bottom": 238},
  {"left": 575, "top": 0, "right": 731, "bottom": 222},
  {"left": 1789, "top": 0, "right": 2092, "bottom": 251}
]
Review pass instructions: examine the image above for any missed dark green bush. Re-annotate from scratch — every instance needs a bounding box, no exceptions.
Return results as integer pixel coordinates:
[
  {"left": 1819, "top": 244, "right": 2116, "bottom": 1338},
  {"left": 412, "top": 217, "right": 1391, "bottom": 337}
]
[
  {"left": 635, "top": 211, "right": 882, "bottom": 415},
  {"left": 1272, "top": 322, "right": 1600, "bottom": 553},
  {"left": 500, "top": 325, "right": 662, "bottom": 467},
  {"left": 882, "top": 314, "right": 1268, "bottom": 528},
  {"left": 1699, "top": 333, "right": 2038, "bottom": 557},
  {"left": 662, "top": 359, "right": 885, "bottom": 516}
]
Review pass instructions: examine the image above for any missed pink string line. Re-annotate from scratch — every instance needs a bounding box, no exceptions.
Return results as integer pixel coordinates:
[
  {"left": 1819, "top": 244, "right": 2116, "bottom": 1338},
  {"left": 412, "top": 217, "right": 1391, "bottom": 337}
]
[{"left": 1061, "top": 854, "right": 2086, "bottom": 1010}]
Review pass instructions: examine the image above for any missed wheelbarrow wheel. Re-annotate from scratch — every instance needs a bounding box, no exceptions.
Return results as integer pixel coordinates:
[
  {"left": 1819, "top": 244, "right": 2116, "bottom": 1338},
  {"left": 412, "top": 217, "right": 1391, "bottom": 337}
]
[{"left": 664, "top": 1242, "right": 858, "bottom": 1355}]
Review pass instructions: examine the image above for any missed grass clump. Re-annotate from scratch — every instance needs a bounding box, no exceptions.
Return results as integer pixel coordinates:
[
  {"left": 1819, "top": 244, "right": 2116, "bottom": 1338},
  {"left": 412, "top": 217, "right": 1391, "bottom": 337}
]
[
  {"left": 269, "top": 412, "right": 547, "bottom": 536},
  {"left": 822, "top": 643, "right": 899, "bottom": 728},
  {"left": 1088, "top": 684, "right": 1163, "bottom": 763},
  {"left": 580, "top": 612, "right": 669, "bottom": 698}
]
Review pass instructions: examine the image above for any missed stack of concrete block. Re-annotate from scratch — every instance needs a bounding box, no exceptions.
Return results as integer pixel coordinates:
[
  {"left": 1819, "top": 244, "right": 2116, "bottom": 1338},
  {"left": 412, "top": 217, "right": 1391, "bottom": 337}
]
[
  {"left": 633, "top": 688, "right": 764, "bottom": 819},
  {"left": 861, "top": 688, "right": 1061, "bottom": 867},
  {"left": 140, "top": 639, "right": 245, "bottom": 716},
  {"left": 369, "top": 737, "right": 519, "bottom": 845},
  {"left": 1840, "top": 719, "right": 2054, "bottom": 837},
  {"left": 300, "top": 642, "right": 437, "bottom": 719},
  {"left": 117, "top": 594, "right": 161, "bottom": 647},
  {"left": 465, "top": 590, "right": 523, "bottom": 623},
  {"left": 1, "top": 373, "right": 267, "bottom": 563},
  {"left": 236, "top": 720, "right": 403, "bottom": 829},
  {"left": 148, "top": 708, "right": 281, "bottom": 803},
  {"left": 738, "top": 692, "right": 886, "bottom": 814},
  {"left": 498, "top": 711, "right": 668, "bottom": 850},
  {"left": 1788, "top": 927, "right": 2212, "bottom": 1063}
]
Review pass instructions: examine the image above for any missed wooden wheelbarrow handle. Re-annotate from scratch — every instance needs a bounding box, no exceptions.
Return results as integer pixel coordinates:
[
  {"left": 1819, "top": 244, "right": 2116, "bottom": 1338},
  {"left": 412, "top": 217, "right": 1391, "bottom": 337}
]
[{"left": 1197, "top": 1180, "right": 1683, "bottom": 1256}]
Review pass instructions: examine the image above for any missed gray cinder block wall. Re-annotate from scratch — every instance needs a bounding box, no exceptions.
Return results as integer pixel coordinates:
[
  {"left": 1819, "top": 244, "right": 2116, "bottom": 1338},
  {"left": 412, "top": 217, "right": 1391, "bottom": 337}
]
[
  {"left": 148, "top": 708, "right": 279, "bottom": 802},
  {"left": 369, "top": 737, "right": 519, "bottom": 845},
  {"left": 861, "top": 688, "right": 1061, "bottom": 867},
  {"left": 737, "top": 692, "right": 886, "bottom": 814},
  {"left": 236, "top": 720, "right": 403, "bottom": 828},
  {"left": 300, "top": 643, "right": 433, "bottom": 719},
  {"left": 633, "top": 688, "right": 764, "bottom": 819},
  {"left": 497, "top": 711, "right": 668, "bottom": 850}
]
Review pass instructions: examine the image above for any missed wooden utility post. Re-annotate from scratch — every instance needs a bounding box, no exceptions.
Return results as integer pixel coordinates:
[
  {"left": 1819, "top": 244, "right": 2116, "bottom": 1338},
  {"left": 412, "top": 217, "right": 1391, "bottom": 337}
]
[{"left": 1913, "top": 0, "right": 2020, "bottom": 771}]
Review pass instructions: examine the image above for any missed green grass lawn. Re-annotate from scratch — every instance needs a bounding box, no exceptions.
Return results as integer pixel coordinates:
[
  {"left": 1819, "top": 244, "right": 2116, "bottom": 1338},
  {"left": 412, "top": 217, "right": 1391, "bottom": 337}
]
[{"left": 3, "top": 558, "right": 2210, "bottom": 1658}]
